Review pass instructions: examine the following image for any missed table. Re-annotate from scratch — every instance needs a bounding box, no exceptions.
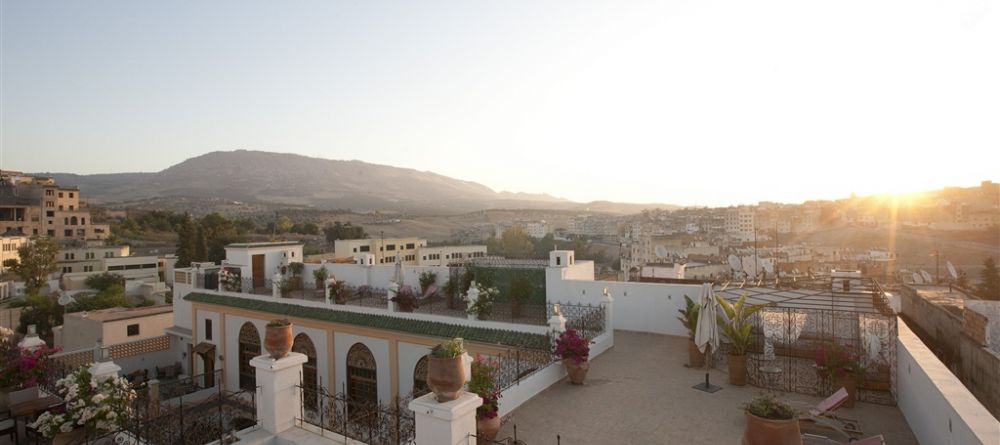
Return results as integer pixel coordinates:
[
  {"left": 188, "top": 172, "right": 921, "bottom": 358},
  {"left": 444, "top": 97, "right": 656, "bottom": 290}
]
[{"left": 10, "top": 395, "right": 62, "bottom": 444}]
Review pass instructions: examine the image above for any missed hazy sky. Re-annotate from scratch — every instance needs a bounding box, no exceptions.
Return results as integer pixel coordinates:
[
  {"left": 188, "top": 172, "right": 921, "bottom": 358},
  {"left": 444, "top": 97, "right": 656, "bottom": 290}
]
[{"left": 2, "top": 1, "right": 997, "bottom": 207}]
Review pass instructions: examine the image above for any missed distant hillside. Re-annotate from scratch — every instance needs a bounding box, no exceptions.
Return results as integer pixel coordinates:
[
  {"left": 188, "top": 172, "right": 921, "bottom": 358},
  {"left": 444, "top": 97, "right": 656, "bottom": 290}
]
[{"left": 36, "top": 150, "right": 679, "bottom": 214}]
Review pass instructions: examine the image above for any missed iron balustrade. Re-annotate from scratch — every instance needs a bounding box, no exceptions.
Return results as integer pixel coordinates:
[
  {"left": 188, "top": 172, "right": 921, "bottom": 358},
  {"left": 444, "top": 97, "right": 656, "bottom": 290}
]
[{"left": 297, "top": 380, "right": 415, "bottom": 445}]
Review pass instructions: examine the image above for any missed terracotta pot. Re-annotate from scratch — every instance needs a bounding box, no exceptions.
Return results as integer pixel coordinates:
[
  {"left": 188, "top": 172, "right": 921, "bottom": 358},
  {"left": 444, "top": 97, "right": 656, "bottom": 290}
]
[
  {"left": 52, "top": 427, "right": 87, "bottom": 445},
  {"left": 264, "top": 324, "right": 293, "bottom": 359},
  {"left": 477, "top": 415, "right": 501, "bottom": 444},
  {"left": 744, "top": 411, "right": 801, "bottom": 445},
  {"left": 398, "top": 304, "right": 415, "bottom": 313},
  {"left": 688, "top": 338, "right": 705, "bottom": 368},
  {"left": 427, "top": 356, "right": 465, "bottom": 402},
  {"left": 563, "top": 358, "right": 589, "bottom": 385},
  {"left": 729, "top": 354, "right": 747, "bottom": 386},
  {"left": 832, "top": 374, "right": 857, "bottom": 408}
]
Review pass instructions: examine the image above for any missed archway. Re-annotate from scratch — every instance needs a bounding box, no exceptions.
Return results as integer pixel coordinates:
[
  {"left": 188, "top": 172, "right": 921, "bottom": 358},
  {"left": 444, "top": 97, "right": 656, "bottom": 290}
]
[
  {"left": 238, "top": 322, "right": 261, "bottom": 390},
  {"left": 293, "top": 333, "right": 318, "bottom": 411},
  {"left": 346, "top": 343, "right": 377, "bottom": 417}
]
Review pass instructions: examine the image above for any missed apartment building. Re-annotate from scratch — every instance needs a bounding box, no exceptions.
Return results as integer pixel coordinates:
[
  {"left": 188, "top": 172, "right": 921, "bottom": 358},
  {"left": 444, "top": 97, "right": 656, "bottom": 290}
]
[
  {"left": 0, "top": 233, "right": 29, "bottom": 272},
  {"left": 55, "top": 305, "right": 174, "bottom": 352},
  {"left": 333, "top": 237, "right": 426, "bottom": 265},
  {"left": 415, "top": 245, "right": 487, "bottom": 266},
  {"left": 724, "top": 206, "right": 756, "bottom": 241},
  {"left": 56, "top": 243, "right": 130, "bottom": 275},
  {"left": 0, "top": 172, "right": 109, "bottom": 240}
]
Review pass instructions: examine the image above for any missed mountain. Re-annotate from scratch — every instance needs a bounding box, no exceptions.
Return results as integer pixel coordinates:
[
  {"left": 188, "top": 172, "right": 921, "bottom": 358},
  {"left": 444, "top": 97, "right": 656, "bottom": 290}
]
[{"left": 36, "top": 150, "right": 679, "bottom": 214}]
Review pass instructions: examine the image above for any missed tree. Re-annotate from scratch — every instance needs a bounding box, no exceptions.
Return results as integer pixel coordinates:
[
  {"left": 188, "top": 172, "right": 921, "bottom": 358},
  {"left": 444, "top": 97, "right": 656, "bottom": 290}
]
[
  {"left": 193, "top": 224, "right": 207, "bottom": 264},
  {"left": 67, "top": 284, "right": 131, "bottom": 313},
  {"left": 9, "top": 238, "right": 60, "bottom": 293},
  {"left": 323, "top": 221, "right": 366, "bottom": 244},
  {"left": 84, "top": 273, "right": 125, "bottom": 291},
  {"left": 532, "top": 234, "right": 557, "bottom": 259},
  {"left": 489, "top": 226, "right": 533, "bottom": 259},
  {"left": 175, "top": 215, "right": 197, "bottom": 267},
  {"left": 275, "top": 216, "right": 293, "bottom": 234},
  {"left": 979, "top": 256, "right": 1000, "bottom": 300},
  {"left": 16, "top": 294, "right": 64, "bottom": 339},
  {"left": 956, "top": 269, "right": 969, "bottom": 289}
]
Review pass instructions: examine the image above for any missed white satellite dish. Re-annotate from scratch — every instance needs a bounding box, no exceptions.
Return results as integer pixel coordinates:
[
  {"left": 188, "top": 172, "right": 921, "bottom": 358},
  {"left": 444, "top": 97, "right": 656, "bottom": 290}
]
[
  {"left": 762, "top": 261, "right": 774, "bottom": 275},
  {"left": 921, "top": 270, "right": 933, "bottom": 283},
  {"left": 743, "top": 257, "right": 756, "bottom": 278},
  {"left": 946, "top": 261, "right": 958, "bottom": 280},
  {"left": 57, "top": 292, "right": 76, "bottom": 306},
  {"left": 728, "top": 255, "right": 741, "bottom": 271},
  {"left": 912, "top": 272, "right": 924, "bottom": 284},
  {"left": 655, "top": 245, "right": 669, "bottom": 258}
]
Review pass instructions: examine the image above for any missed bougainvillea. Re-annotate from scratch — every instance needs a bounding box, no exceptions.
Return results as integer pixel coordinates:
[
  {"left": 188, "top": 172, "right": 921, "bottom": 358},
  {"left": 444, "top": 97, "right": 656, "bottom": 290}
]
[
  {"left": 814, "top": 342, "right": 863, "bottom": 380},
  {"left": 0, "top": 341, "right": 60, "bottom": 389},
  {"left": 553, "top": 328, "right": 590, "bottom": 364},
  {"left": 469, "top": 354, "right": 501, "bottom": 420}
]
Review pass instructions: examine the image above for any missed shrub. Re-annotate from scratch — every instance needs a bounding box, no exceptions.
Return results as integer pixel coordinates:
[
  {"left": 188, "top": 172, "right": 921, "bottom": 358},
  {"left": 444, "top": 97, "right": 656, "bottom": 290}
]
[
  {"left": 418, "top": 271, "right": 437, "bottom": 294},
  {"left": 553, "top": 328, "right": 590, "bottom": 364},
  {"left": 431, "top": 338, "right": 465, "bottom": 359},
  {"left": 84, "top": 273, "right": 125, "bottom": 292},
  {"left": 744, "top": 393, "right": 795, "bottom": 420},
  {"left": 30, "top": 367, "right": 137, "bottom": 438},
  {"left": 470, "top": 355, "right": 501, "bottom": 420}
]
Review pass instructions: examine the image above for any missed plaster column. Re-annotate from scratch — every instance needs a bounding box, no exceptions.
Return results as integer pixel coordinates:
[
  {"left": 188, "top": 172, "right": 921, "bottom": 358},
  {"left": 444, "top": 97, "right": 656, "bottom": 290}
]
[
  {"left": 17, "top": 324, "right": 46, "bottom": 351},
  {"left": 251, "top": 352, "right": 308, "bottom": 435},
  {"left": 548, "top": 305, "right": 567, "bottom": 334},
  {"left": 272, "top": 272, "right": 283, "bottom": 298},
  {"left": 601, "top": 287, "right": 614, "bottom": 343},
  {"left": 89, "top": 342, "right": 121, "bottom": 382},
  {"left": 408, "top": 392, "right": 482, "bottom": 445}
]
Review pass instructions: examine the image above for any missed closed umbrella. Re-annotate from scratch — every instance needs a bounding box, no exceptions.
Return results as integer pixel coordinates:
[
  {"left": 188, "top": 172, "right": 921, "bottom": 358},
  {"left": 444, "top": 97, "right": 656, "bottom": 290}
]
[{"left": 694, "top": 283, "right": 719, "bottom": 357}]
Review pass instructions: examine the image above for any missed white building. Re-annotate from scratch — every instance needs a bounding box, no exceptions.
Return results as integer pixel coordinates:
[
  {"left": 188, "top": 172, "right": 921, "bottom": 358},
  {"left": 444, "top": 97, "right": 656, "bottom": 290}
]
[
  {"left": 415, "top": 245, "right": 487, "bottom": 266},
  {"left": 333, "top": 237, "right": 426, "bottom": 265}
]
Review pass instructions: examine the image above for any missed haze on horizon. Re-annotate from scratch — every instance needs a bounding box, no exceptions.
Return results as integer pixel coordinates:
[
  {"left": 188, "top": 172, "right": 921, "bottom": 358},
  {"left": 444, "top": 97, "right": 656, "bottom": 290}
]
[{"left": 2, "top": 1, "right": 998, "bottom": 208}]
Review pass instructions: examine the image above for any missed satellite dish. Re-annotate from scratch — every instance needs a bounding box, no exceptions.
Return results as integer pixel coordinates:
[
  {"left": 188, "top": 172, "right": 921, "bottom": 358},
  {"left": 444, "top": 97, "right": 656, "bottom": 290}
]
[
  {"left": 655, "top": 245, "right": 669, "bottom": 258},
  {"left": 728, "top": 255, "right": 741, "bottom": 271},
  {"left": 762, "top": 261, "right": 774, "bottom": 275},
  {"left": 947, "top": 261, "right": 958, "bottom": 280},
  {"left": 743, "top": 257, "right": 756, "bottom": 278},
  {"left": 57, "top": 292, "right": 76, "bottom": 307},
  {"left": 912, "top": 272, "right": 923, "bottom": 284},
  {"left": 921, "top": 270, "right": 933, "bottom": 283}
]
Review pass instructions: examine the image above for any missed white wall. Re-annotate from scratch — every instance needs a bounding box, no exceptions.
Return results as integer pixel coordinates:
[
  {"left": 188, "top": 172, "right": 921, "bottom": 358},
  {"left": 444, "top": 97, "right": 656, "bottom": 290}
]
[
  {"left": 334, "top": 333, "right": 391, "bottom": 404},
  {"left": 195, "top": 310, "right": 222, "bottom": 376},
  {"left": 896, "top": 319, "right": 1000, "bottom": 445},
  {"left": 398, "top": 341, "right": 433, "bottom": 397},
  {"left": 172, "top": 280, "right": 194, "bottom": 331}
]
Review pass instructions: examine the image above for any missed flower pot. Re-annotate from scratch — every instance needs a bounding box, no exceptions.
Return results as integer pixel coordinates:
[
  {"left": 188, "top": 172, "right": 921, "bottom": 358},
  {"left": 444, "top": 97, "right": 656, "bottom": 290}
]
[
  {"left": 398, "top": 304, "right": 415, "bottom": 313},
  {"left": 264, "top": 324, "right": 294, "bottom": 359},
  {"left": 728, "top": 354, "right": 747, "bottom": 386},
  {"left": 52, "top": 428, "right": 87, "bottom": 445},
  {"left": 563, "top": 358, "right": 590, "bottom": 385},
  {"left": 744, "top": 411, "right": 801, "bottom": 445},
  {"left": 688, "top": 338, "right": 705, "bottom": 368},
  {"left": 427, "top": 356, "right": 465, "bottom": 402},
  {"left": 9, "top": 386, "right": 40, "bottom": 405},
  {"left": 477, "top": 415, "right": 501, "bottom": 444},
  {"left": 832, "top": 374, "right": 857, "bottom": 408}
]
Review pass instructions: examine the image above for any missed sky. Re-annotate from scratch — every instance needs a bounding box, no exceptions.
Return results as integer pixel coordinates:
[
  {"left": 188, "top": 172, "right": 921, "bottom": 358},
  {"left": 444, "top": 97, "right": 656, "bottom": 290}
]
[{"left": 2, "top": 0, "right": 998, "bottom": 207}]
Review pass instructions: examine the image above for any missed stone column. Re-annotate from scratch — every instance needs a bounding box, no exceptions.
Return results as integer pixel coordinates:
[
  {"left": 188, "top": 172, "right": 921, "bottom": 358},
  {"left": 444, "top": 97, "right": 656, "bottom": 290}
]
[
  {"left": 89, "top": 342, "right": 122, "bottom": 382},
  {"left": 601, "top": 287, "right": 614, "bottom": 343},
  {"left": 548, "top": 305, "right": 567, "bottom": 334},
  {"left": 251, "top": 352, "right": 308, "bottom": 435},
  {"left": 272, "top": 272, "right": 283, "bottom": 298},
  {"left": 408, "top": 392, "right": 482, "bottom": 445},
  {"left": 465, "top": 282, "right": 479, "bottom": 321}
]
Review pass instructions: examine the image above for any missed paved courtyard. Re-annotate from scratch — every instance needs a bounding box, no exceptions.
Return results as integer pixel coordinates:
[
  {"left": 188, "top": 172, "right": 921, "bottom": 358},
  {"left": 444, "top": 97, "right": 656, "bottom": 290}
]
[{"left": 498, "top": 331, "right": 917, "bottom": 444}]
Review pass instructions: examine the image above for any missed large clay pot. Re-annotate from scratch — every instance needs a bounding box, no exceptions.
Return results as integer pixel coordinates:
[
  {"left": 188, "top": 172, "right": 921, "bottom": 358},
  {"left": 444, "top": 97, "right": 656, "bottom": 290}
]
[
  {"left": 729, "top": 354, "right": 747, "bottom": 386},
  {"left": 744, "top": 411, "right": 801, "bottom": 445},
  {"left": 476, "top": 415, "right": 501, "bottom": 444},
  {"left": 688, "top": 338, "right": 705, "bottom": 368},
  {"left": 427, "top": 356, "right": 465, "bottom": 402},
  {"left": 832, "top": 374, "right": 857, "bottom": 408},
  {"left": 264, "top": 324, "right": 293, "bottom": 359},
  {"left": 52, "top": 428, "right": 87, "bottom": 445},
  {"left": 563, "top": 358, "right": 590, "bottom": 385}
]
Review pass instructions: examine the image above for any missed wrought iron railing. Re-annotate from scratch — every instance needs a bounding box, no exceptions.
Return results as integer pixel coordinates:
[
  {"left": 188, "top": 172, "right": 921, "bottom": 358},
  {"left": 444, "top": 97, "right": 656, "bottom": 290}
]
[
  {"left": 297, "top": 381, "right": 414, "bottom": 445},
  {"left": 157, "top": 369, "right": 223, "bottom": 400},
  {"left": 127, "top": 387, "right": 258, "bottom": 445},
  {"left": 549, "top": 302, "right": 607, "bottom": 340}
]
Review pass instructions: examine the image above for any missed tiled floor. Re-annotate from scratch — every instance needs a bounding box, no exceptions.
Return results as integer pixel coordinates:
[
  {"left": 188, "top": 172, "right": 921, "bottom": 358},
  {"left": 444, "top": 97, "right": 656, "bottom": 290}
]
[{"left": 498, "top": 331, "right": 918, "bottom": 444}]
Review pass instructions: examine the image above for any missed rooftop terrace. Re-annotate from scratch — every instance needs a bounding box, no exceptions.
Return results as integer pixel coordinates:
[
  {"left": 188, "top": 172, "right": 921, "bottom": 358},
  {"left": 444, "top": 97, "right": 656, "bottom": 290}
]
[{"left": 499, "top": 331, "right": 918, "bottom": 444}]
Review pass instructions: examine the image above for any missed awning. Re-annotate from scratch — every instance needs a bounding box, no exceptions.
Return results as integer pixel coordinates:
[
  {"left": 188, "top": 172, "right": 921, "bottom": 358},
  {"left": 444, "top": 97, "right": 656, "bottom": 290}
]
[{"left": 193, "top": 342, "right": 216, "bottom": 356}]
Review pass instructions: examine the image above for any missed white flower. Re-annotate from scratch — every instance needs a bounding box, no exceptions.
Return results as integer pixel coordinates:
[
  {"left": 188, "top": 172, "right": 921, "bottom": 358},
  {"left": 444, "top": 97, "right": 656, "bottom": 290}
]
[
  {"left": 91, "top": 393, "right": 107, "bottom": 404},
  {"left": 60, "top": 421, "right": 74, "bottom": 433},
  {"left": 107, "top": 411, "right": 117, "bottom": 420}
]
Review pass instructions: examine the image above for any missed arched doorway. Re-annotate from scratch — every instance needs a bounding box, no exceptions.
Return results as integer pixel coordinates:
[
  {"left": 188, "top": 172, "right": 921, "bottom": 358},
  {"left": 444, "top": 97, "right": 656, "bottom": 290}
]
[
  {"left": 412, "top": 356, "right": 429, "bottom": 397},
  {"left": 238, "top": 322, "right": 261, "bottom": 390},
  {"left": 293, "top": 333, "right": 318, "bottom": 411},
  {"left": 346, "top": 343, "right": 377, "bottom": 417}
]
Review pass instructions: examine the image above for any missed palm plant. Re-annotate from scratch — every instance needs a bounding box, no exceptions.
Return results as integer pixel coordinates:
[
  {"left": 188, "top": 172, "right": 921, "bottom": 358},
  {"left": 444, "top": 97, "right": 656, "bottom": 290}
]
[
  {"left": 715, "top": 294, "right": 764, "bottom": 356},
  {"left": 677, "top": 295, "right": 700, "bottom": 339}
]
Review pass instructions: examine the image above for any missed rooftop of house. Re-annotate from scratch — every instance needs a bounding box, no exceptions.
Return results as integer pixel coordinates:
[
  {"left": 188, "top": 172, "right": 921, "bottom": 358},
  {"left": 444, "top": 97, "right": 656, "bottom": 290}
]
[
  {"left": 226, "top": 241, "right": 304, "bottom": 249},
  {"left": 66, "top": 304, "right": 173, "bottom": 322},
  {"left": 499, "top": 331, "right": 919, "bottom": 444}
]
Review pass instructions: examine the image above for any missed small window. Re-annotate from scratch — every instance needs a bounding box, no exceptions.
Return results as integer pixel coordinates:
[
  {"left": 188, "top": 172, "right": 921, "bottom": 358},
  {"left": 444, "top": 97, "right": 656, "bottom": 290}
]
[
  {"left": 386, "top": 244, "right": 396, "bottom": 251},
  {"left": 64, "top": 229, "right": 72, "bottom": 237},
  {"left": 46, "top": 211, "right": 54, "bottom": 217},
  {"left": 127, "top": 324, "right": 140, "bottom": 336},
  {"left": 58, "top": 192, "right": 64, "bottom": 198},
  {"left": 69, "top": 192, "right": 74, "bottom": 198},
  {"left": 62, "top": 266, "right": 72, "bottom": 273},
  {"left": 406, "top": 243, "right": 415, "bottom": 249},
  {"left": 205, "top": 319, "right": 213, "bottom": 340},
  {"left": 359, "top": 246, "right": 370, "bottom": 252}
]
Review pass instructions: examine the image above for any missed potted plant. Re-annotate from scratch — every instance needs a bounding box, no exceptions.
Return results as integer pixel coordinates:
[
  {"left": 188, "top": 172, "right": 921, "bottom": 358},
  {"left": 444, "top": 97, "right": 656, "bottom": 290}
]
[
  {"left": 219, "top": 268, "right": 242, "bottom": 292},
  {"left": 508, "top": 274, "right": 532, "bottom": 318},
  {"left": 465, "top": 284, "right": 498, "bottom": 320},
  {"left": 554, "top": 328, "right": 590, "bottom": 385},
  {"left": 814, "top": 342, "right": 863, "bottom": 407},
  {"left": 265, "top": 319, "right": 293, "bottom": 359},
  {"left": 743, "top": 392, "right": 800, "bottom": 445},
  {"left": 469, "top": 354, "right": 502, "bottom": 444},
  {"left": 30, "top": 367, "right": 136, "bottom": 443},
  {"left": 427, "top": 338, "right": 466, "bottom": 402},
  {"left": 288, "top": 262, "right": 305, "bottom": 290},
  {"left": 330, "top": 280, "right": 351, "bottom": 304},
  {"left": 391, "top": 285, "right": 419, "bottom": 312},
  {"left": 418, "top": 270, "right": 438, "bottom": 296},
  {"left": 313, "top": 267, "right": 328, "bottom": 290},
  {"left": 677, "top": 295, "right": 703, "bottom": 368},
  {"left": 716, "top": 294, "right": 764, "bottom": 386},
  {"left": 443, "top": 275, "right": 459, "bottom": 309}
]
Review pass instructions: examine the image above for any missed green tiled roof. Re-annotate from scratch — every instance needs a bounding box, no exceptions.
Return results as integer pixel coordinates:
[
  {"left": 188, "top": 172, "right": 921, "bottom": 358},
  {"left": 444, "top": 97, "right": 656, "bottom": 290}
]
[
  {"left": 225, "top": 241, "right": 303, "bottom": 248},
  {"left": 184, "top": 292, "right": 550, "bottom": 350}
]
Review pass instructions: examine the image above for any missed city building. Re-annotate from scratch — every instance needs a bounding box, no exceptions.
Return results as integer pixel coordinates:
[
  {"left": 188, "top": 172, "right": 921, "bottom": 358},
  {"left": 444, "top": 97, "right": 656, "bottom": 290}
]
[
  {"left": 333, "top": 237, "right": 426, "bottom": 265},
  {"left": 54, "top": 304, "right": 174, "bottom": 352},
  {"left": 724, "top": 205, "right": 756, "bottom": 241},
  {"left": 0, "top": 172, "right": 109, "bottom": 240},
  {"left": 56, "top": 243, "right": 130, "bottom": 275},
  {"left": 415, "top": 245, "right": 487, "bottom": 266},
  {"left": 495, "top": 220, "right": 550, "bottom": 239},
  {"left": 0, "top": 233, "right": 29, "bottom": 273}
]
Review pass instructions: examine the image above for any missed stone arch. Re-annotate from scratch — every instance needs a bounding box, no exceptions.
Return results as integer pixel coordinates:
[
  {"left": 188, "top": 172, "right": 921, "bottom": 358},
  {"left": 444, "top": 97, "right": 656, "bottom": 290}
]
[
  {"left": 346, "top": 343, "right": 377, "bottom": 412},
  {"left": 412, "top": 356, "right": 429, "bottom": 397},
  {"left": 238, "top": 322, "right": 261, "bottom": 390},
  {"left": 293, "top": 333, "right": 318, "bottom": 410}
]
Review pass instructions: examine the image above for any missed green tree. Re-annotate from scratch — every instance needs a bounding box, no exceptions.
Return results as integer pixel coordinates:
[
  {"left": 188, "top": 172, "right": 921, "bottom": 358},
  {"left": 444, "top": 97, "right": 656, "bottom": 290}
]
[
  {"left": 84, "top": 273, "right": 125, "bottom": 291},
  {"left": 275, "top": 216, "right": 293, "bottom": 234},
  {"left": 67, "top": 284, "right": 132, "bottom": 313},
  {"left": 532, "top": 234, "right": 557, "bottom": 259},
  {"left": 193, "top": 224, "right": 207, "bottom": 263},
  {"left": 175, "top": 215, "right": 198, "bottom": 267},
  {"left": 9, "top": 238, "right": 60, "bottom": 293},
  {"left": 489, "top": 226, "right": 533, "bottom": 259},
  {"left": 980, "top": 256, "right": 1000, "bottom": 300},
  {"left": 16, "top": 294, "right": 64, "bottom": 339},
  {"left": 323, "top": 221, "right": 367, "bottom": 244}
]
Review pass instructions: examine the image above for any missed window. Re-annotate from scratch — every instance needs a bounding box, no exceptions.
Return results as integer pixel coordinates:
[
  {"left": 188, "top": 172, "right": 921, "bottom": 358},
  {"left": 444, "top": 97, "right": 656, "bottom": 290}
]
[
  {"left": 127, "top": 324, "right": 139, "bottom": 336},
  {"left": 406, "top": 243, "right": 415, "bottom": 249},
  {"left": 83, "top": 265, "right": 93, "bottom": 272},
  {"left": 47, "top": 229, "right": 55, "bottom": 236},
  {"left": 81, "top": 218, "right": 86, "bottom": 225},
  {"left": 105, "top": 252, "right": 114, "bottom": 258},
  {"left": 70, "top": 216, "right": 77, "bottom": 225},
  {"left": 205, "top": 319, "right": 213, "bottom": 340},
  {"left": 85, "top": 252, "right": 94, "bottom": 259},
  {"left": 293, "top": 334, "right": 318, "bottom": 411},
  {"left": 352, "top": 248, "right": 357, "bottom": 253},
  {"left": 386, "top": 244, "right": 396, "bottom": 251},
  {"left": 65, "top": 253, "right": 74, "bottom": 260},
  {"left": 46, "top": 211, "right": 54, "bottom": 217},
  {"left": 58, "top": 205, "right": 64, "bottom": 211},
  {"left": 69, "top": 205, "right": 74, "bottom": 211},
  {"left": 62, "top": 266, "right": 72, "bottom": 273},
  {"left": 64, "top": 218, "right": 69, "bottom": 225},
  {"left": 238, "top": 323, "right": 260, "bottom": 390},
  {"left": 58, "top": 192, "right": 64, "bottom": 198},
  {"left": 346, "top": 343, "right": 377, "bottom": 418},
  {"left": 359, "top": 245, "right": 370, "bottom": 252},
  {"left": 69, "top": 192, "right": 74, "bottom": 198},
  {"left": 45, "top": 190, "right": 54, "bottom": 196},
  {"left": 45, "top": 201, "right": 54, "bottom": 208}
]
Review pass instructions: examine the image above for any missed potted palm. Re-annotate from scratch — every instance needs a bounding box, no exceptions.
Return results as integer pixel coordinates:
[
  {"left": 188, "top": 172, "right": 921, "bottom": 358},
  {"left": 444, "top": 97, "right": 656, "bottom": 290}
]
[
  {"left": 469, "top": 355, "right": 502, "bottom": 444},
  {"left": 677, "top": 295, "right": 703, "bottom": 368},
  {"left": 288, "top": 262, "right": 305, "bottom": 290},
  {"left": 312, "top": 267, "right": 328, "bottom": 290},
  {"left": 554, "top": 328, "right": 590, "bottom": 385},
  {"left": 814, "top": 342, "right": 863, "bottom": 407},
  {"left": 264, "top": 319, "right": 293, "bottom": 359},
  {"left": 716, "top": 294, "right": 764, "bottom": 386},
  {"left": 418, "top": 271, "right": 438, "bottom": 296},
  {"left": 330, "top": 280, "right": 351, "bottom": 304},
  {"left": 427, "top": 338, "right": 466, "bottom": 402},
  {"left": 743, "top": 392, "right": 800, "bottom": 445}
]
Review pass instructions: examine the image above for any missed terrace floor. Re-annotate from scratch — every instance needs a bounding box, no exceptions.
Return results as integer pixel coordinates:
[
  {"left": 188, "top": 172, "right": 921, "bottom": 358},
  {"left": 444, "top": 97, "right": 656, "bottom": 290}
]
[{"left": 498, "top": 331, "right": 918, "bottom": 444}]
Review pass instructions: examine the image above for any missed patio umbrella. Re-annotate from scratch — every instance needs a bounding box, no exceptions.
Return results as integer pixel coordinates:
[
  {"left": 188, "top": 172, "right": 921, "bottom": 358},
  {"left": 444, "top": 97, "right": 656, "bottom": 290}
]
[{"left": 694, "top": 283, "right": 719, "bottom": 357}]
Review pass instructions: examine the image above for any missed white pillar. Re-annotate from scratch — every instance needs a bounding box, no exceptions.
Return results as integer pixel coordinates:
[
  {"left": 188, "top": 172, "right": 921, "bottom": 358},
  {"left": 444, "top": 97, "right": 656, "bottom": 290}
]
[
  {"left": 272, "top": 272, "right": 283, "bottom": 298},
  {"left": 251, "top": 352, "right": 308, "bottom": 435},
  {"left": 408, "top": 392, "right": 482, "bottom": 445},
  {"left": 601, "top": 287, "right": 614, "bottom": 343},
  {"left": 465, "top": 282, "right": 479, "bottom": 321},
  {"left": 548, "top": 306, "right": 567, "bottom": 334}
]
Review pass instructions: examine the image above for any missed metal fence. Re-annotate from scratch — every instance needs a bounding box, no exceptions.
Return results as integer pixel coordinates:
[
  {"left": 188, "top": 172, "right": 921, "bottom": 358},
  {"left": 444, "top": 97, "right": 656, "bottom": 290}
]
[
  {"left": 298, "top": 381, "right": 415, "bottom": 445},
  {"left": 127, "top": 387, "right": 258, "bottom": 445},
  {"left": 549, "top": 302, "right": 606, "bottom": 340},
  {"left": 157, "top": 369, "right": 223, "bottom": 401}
]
